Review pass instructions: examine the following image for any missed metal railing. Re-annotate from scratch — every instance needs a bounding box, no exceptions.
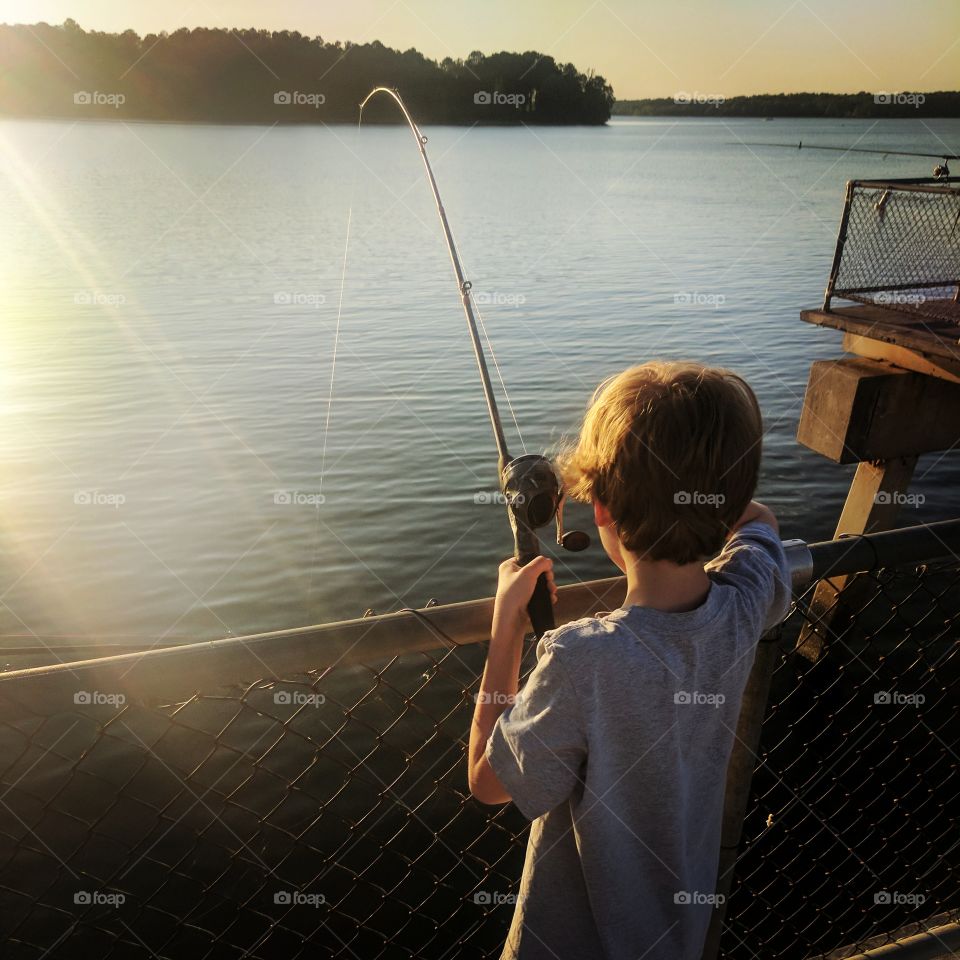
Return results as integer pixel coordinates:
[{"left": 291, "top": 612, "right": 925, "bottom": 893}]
[{"left": 1, "top": 520, "right": 959, "bottom": 959}]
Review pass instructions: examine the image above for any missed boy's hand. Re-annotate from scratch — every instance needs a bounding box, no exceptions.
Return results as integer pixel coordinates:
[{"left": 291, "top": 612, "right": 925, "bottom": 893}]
[
  {"left": 729, "top": 499, "right": 779, "bottom": 537},
  {"left": 492, "top": 556, "right": 557, "bottom": 640}
]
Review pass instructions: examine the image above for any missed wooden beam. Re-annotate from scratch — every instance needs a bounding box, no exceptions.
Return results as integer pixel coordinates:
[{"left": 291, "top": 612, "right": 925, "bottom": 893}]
[
  {"left": 802, "top": 303, "right": 960, "bottom": 363},
  {"left": 842, "top": 332, "right": 960, "bottom": 384},
  {"left": 797, "top": 357, "right": 960, "bottom": 463}
]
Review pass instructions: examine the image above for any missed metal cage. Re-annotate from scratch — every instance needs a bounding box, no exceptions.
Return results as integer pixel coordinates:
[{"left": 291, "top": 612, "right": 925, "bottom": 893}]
[{"left": 824, "top": 178, "right": 960, "bottom": 327}]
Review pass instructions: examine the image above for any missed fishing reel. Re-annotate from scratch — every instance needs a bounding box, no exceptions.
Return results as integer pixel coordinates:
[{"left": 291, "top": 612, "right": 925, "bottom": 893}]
[{"left": 501, "top": 454, "right": 590, "bottom": 638}]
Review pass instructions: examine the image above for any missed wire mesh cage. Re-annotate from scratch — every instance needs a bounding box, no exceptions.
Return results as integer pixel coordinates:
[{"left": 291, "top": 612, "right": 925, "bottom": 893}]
[
  {"left": 1, "top": 525, "right": 959, "bottom": 959},
  {"left": 825, "top": 179, "right": 960, "bottom": 327}
]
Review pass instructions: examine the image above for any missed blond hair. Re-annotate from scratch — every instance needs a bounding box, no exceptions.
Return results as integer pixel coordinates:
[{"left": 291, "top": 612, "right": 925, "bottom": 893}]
[{"left": 558, "top": 361, "right": 762, "bottom": 564}]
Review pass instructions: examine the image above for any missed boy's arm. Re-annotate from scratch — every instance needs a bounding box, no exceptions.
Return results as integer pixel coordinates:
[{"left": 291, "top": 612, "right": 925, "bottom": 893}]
[
  {"left": 467, "top": 556, "right": 556, "bottom": 805},
  {"left": 713, "top": 499, "right": 791, "bottom": 634}
]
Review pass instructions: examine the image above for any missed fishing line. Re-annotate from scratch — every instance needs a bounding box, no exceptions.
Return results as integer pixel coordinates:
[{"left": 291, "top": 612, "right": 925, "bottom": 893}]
[
  {"left": 318, "top": 119, "right": 361, "bottom": 498},
  {"left": 319, "top": 209, "right": 351, "bottom": 495},
  {"left": 457, "top": 247, "right": 528, "bottom": 455},
  {"left": 475, "top": 302, "right": 527, "bottom": 455},
  {"left": 306, "top": 116, "right": 362, "bottom": 607}
]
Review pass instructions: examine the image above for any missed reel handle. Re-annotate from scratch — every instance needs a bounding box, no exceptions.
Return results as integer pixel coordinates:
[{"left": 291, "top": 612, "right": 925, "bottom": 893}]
[{"left": 514, "top": 528, "right": 555, "bottom": 640}]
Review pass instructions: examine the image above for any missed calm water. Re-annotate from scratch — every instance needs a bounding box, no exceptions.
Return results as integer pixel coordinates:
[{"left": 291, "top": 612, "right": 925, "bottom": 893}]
[{"left": 2, "top": 115, "right": 960, "bottom": 652}]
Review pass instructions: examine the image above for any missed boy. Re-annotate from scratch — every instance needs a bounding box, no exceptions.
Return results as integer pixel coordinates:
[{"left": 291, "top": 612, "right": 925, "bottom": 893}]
[{"left": 467, "top": 361, "right": 791, "bottom": 960}]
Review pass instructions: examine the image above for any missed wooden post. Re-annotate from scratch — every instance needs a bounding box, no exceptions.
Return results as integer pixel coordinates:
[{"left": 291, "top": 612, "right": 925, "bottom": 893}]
[
  {"left": 795, "top": 355, "right": 960, "bottom": 660},
  {"left": 797, "top": 457, "right": 916, "bottom": 659}
]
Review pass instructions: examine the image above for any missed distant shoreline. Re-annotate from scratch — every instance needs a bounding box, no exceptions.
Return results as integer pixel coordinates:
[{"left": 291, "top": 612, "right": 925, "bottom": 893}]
[{"left": 614, "top": 91, "right": 960, "bottom": 119}]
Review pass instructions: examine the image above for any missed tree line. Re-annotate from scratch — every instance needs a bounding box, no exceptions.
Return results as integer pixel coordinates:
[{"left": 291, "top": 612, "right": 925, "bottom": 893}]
[
  {"left": 614, "top": 91, "right": 960, "bottom": 118},
  {"left": 0, "top": 19, "right": 614, "bottom": 124}
]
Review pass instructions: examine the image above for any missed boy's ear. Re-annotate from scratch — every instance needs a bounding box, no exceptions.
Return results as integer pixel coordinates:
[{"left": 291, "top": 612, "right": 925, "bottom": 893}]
[{"left": 593, "top": 500, "right": 614, "bottom": 528}]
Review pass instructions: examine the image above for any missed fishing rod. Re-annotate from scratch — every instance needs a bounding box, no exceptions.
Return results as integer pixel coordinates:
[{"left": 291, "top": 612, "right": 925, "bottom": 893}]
[
  {"left": 736, "top": 141, "right": 957, "bottom": 178},
  {"left": 357, "top": 87, "right": 589, "bottom": 639}
]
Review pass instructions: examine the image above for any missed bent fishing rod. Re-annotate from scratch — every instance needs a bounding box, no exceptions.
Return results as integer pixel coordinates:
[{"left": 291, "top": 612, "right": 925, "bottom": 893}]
[{"left": 358, "top": 86, "right": 589, "bottom": 639}]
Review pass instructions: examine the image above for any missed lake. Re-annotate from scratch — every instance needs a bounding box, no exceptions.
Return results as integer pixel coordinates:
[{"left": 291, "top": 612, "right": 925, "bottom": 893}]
[{"left": 2, "top": 115, "right": 959, "bottom": 653}]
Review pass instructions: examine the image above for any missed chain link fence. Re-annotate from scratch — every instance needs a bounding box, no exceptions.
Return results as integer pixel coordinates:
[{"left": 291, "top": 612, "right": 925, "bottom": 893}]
[
  {"left": 1, "top": 522, "right": 959, "bottom": 959},
  {"left": 721, "top": 554, "right": 960, "bottom": 958},
  {"left": 826, "top": 179, "right": 960, "bottom": 325}
]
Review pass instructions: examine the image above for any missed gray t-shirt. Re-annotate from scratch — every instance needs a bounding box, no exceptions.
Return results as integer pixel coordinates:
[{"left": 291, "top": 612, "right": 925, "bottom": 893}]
[{"left": 484, "top": 521, "right": 792, "bottom": 960}]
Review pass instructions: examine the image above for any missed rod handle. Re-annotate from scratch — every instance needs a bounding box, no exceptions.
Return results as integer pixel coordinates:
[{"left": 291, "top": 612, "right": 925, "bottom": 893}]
[
  {"left": 512, "top": 499, "right": 555, "bottom": 640},
  {"left": 516, "top": 542, "right": 554, "bottom": 639},
  {"left": 526, "top": 571, "right": 555, "bottom": 639}
]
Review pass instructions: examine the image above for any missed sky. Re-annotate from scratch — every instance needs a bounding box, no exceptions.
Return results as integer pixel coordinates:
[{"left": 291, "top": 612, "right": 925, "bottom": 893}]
[{"left": 1, "top": 0, "right": 958, "bottom": 99}]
